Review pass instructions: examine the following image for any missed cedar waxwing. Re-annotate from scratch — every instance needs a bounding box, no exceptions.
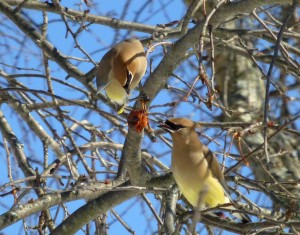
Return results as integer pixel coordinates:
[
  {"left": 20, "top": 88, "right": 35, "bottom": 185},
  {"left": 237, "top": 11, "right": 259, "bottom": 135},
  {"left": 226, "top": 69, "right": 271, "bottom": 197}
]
[
  {"left": 159, "top": 118, "right": 249, "bottom": 222},
  {"left": 96, "top": 39, "right": 147, "bottom": 114}
]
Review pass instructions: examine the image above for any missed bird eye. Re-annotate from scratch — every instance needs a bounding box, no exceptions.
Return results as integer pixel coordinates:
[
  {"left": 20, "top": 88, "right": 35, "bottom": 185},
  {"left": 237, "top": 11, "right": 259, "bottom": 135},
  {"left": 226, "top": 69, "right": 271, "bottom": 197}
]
[{"left": 173, "top": 124, "right": 185, "bottom": 131}]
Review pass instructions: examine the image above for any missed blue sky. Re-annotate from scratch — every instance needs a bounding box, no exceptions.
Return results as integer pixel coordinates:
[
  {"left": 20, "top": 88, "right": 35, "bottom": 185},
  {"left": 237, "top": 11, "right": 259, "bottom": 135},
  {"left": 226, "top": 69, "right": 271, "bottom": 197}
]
[{"left": 1, "top": 1, "right": 298, "bottom": 234}]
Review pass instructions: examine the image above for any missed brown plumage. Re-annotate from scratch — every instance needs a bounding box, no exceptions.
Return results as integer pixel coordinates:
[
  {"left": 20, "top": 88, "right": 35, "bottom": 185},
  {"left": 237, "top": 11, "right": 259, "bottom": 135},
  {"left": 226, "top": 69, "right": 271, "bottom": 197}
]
[
  {"left": 96, "top": 39, "right": 147, "bottom": 113},
  {"left": 159, "top": 118, "right": 250, "bottom": 222}
]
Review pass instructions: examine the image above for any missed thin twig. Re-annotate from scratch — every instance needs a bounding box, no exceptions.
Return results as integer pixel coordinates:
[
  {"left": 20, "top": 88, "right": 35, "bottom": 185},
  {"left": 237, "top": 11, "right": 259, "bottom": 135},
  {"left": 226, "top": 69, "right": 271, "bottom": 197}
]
[{"left": 258, "top": 1, "right": 298, "bottom": 163}]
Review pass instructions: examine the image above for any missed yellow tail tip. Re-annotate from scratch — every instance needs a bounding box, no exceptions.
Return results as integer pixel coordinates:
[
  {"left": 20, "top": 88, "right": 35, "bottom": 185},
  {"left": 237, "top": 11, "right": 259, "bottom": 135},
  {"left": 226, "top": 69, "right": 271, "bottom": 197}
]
[{"left": 117, "top": 106, "right": 125, "bottom": 114}]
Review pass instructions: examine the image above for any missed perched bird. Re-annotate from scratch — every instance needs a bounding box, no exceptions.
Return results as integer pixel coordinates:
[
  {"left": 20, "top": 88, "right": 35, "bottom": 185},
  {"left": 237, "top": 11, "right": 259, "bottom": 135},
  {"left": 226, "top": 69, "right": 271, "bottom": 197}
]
[
  {"left": 159, "top": 118, "right": 249, "bottom": 222},
  {"left": 96, "top": 39, "right": 147, "bottom": 114}
]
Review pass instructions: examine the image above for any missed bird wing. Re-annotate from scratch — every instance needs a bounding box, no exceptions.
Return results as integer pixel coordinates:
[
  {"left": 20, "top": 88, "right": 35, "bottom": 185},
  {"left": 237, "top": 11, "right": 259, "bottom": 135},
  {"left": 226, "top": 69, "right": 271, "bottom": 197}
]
[
  {"left": 202, "top": 144, "right": 251, "bottom": 222},
  {"left": 112, "top": 50, "right": 127, "bottom": 87},
  {"left": 201, "top": 144, "right": 229, "bottom": 193},
  {"left": 96, "top": 48, "right": 117, "bottom": 91}
]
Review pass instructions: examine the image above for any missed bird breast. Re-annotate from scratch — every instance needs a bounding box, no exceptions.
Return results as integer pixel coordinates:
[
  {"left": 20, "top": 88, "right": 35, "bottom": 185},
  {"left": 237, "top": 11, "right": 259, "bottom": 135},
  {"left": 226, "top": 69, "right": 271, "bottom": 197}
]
[
  {"left": 172, "top": 147, "right": 225, "bottom": 207},
  {"left": 105, "top": 79, "right": 127, "bottom": 104}
]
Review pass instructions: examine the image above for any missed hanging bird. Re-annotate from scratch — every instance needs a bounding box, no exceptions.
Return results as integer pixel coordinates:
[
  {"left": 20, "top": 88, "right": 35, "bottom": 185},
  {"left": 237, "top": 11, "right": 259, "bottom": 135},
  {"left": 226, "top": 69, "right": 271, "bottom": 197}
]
[
  {"left": 159, "top": 118, "right": 249, "bottom": 222},
  {"left": 96, "top": 39, "right": 147, "bottom": 114}
]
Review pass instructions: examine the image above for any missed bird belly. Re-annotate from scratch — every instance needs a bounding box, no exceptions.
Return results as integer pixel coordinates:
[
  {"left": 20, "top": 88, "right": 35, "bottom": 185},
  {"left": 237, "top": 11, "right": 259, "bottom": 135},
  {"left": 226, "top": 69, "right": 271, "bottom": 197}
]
[
  {"left": 105, "top": 79, "right": 127, "bottom": 105},
  {"left": 202, "top": 176, "right": 226, "bottom": 207},
  {"left": 173, "top": 168, "right": 225, "bottom": 208}
]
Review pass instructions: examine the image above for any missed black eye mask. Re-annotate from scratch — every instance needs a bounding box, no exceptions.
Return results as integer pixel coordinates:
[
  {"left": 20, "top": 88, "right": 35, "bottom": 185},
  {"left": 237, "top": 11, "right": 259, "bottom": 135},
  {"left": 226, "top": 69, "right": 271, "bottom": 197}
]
[
  {"left": 165, "top": 120, "right": 185, "bottom": 131},
  {"left": 123, "top": 69, "right": 133, "bottom": 95},
  {"left": 158, "top": 120, "right": 185, "bottom": 132}
]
